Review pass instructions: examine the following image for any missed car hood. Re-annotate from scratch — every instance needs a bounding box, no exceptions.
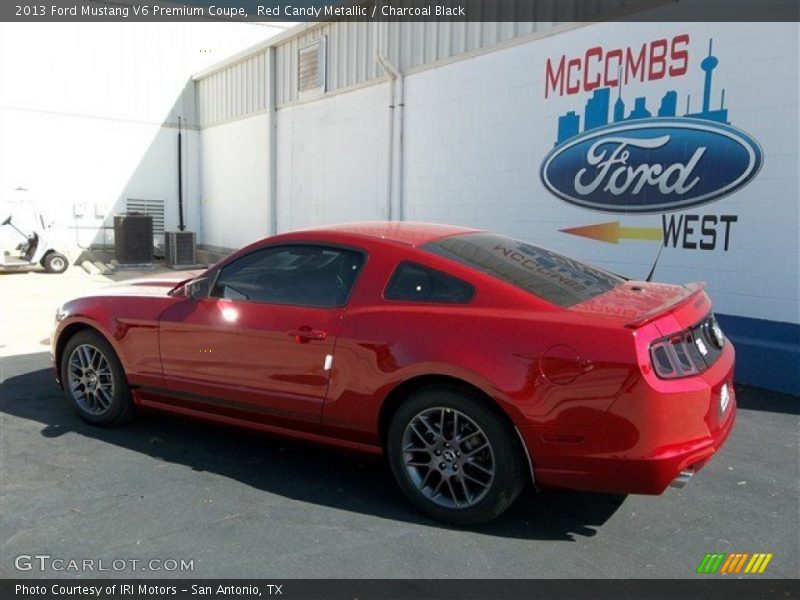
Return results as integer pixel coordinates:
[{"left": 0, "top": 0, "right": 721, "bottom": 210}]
[
  {"left": 90, "top": 270, "right": 203, "bottom": 298},
  {"left": 569, "top": 280, "right": 704, "bottom": 326}
]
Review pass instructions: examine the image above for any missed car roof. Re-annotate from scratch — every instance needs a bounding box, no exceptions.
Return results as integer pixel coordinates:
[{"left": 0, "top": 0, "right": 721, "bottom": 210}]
[{"left": 293, "top": 221, "right": 483, "bottom": 247}]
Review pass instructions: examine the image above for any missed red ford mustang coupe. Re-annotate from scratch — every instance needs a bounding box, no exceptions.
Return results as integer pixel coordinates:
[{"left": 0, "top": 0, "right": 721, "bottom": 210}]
[{"left": 52, "top": 222, "right": 736, "bottom": 524}]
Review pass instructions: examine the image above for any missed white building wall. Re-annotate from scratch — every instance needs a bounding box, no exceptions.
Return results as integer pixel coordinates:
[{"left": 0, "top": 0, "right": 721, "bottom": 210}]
[
  {"left": 200, "top": 20, "right": 798, "bottom": 326},
  {"left": 0, "top": 106, "right": 199, "bottom": 251},
  {"left": 0, "top": 22, "right": 287, "bottom": 257},
  {"left": 199, "top": 114, "right": 270, "bottom": 249},
  {"left": 195, "top": 18, "right": 798, "bottom": 393},
  {"left": 402, "top": 21, "right": 799, "bottom": 326},
  {"left": 275, "top": 82, "right": 390, "bottom": 232}
]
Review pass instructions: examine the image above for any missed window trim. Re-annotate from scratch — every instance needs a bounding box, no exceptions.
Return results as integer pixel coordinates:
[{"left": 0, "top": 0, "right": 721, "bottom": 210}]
[
  {"left": 206, "top": 242, "right": 368, "bottom": 309},
  {"left": 382, "top": 260, "right": 476, "bottom": 305}
]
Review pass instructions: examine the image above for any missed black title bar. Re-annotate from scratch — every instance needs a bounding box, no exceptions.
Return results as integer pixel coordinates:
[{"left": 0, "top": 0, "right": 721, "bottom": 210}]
[
  {"left": 3, "top": 0, "right": 800, "bottom": 22},
  {"left": 3, "top": 579, "right": 799, "bottom": 600}
]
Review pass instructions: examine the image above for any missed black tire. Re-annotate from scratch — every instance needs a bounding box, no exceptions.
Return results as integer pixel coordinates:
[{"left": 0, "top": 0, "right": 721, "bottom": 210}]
[
  {"left": 60, "top": 330, "right": 136, "bottom": 426},
  {"left": 387, "top": 385, "right": 527, "bottom": 525},
  {"left": 43, "top": 252, "right": 68, "bottom": 273}
]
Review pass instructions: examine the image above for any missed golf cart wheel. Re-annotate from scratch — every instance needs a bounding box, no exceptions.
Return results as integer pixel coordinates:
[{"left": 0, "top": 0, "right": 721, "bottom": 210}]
[{"left": 43, "top": 252, "right": 68, "bottom": 273}]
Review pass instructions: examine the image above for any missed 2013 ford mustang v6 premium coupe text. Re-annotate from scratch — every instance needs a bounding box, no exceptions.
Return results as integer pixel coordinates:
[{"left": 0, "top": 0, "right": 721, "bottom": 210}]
[{"left": 51, "top": 222, "right": 736, "bottom": 524}]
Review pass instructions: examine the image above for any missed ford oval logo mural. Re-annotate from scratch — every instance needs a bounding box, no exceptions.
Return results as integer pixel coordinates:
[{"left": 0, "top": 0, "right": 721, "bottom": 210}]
[
  {"left": 541, "top": 39, "right": 763, "bottom": 214},
  {"left": 540, "top": 118, "right": 763, "bottom": 213}
]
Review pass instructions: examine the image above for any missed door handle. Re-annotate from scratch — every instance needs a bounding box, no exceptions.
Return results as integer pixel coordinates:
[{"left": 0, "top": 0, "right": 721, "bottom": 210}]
[{"left": 287, "top": 327, "right": 327, "bottom": 343}]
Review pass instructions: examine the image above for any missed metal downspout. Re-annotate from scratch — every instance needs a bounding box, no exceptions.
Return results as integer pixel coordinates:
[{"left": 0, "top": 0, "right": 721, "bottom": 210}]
[
  {"left": 267, "top": 45, "right": 278, "bottom": 236},
  {"left": 376, "top": 50, "right": 404, "bottom": 221}
]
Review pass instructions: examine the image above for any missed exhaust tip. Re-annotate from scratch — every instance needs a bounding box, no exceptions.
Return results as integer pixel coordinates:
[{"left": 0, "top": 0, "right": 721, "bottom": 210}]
[{"left": 671, "top": 469, "right": 695, "bottom": 489}]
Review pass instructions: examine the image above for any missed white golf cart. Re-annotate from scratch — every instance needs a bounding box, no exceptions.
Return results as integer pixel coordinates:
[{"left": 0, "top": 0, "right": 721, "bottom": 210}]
[{"left": 1, "top": 214, "right": 69, "bottom": 273}]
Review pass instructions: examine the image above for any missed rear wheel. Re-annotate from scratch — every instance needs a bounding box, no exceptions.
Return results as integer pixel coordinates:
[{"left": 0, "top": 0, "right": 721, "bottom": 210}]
[
  {"left": 61, "top": 330, "right": 136, "bottom": 426},
  {"left": 387, "top": 386, "right": 526, "bottom": 525},
  {"left": 43, "top": 252, "right": 68, "bottom": 273}
]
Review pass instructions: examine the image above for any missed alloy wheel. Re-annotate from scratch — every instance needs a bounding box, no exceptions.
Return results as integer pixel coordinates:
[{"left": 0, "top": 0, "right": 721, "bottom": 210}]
[
  {"left": 67, "top": 344, "right": 115, "bottom": 415},
  {"left": 401, "top": 407, "right": 495, "bottom": 509}
]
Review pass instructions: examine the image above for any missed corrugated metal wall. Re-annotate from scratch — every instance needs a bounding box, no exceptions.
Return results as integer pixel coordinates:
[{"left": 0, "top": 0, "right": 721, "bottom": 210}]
[
  {"left": 196, "top": 0, "right": 637, "bottom": 127},
  {"left": 196, "top": 50, "right": 269, "bottom": 126},
  {"left": 276, "top": 20, "right": 380, "bottom": 105}
]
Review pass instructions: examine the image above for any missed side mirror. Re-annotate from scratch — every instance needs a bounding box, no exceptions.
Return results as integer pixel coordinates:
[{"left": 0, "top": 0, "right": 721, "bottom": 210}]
[{"left": 186, "top": 277, "right": 211, "bottom": 300}]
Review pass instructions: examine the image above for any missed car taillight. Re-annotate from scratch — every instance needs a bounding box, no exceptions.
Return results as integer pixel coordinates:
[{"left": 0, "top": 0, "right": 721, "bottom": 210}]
[
  {"left": 649, "top": 313, "right": 725, "bottom": 379},
  {"left": 650, "top": 332, "right": 702, "bottom": 378}
]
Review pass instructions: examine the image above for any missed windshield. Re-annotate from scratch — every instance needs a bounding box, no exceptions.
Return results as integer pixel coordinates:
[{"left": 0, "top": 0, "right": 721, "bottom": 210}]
[{"left": 423, "top": 233, "right": 624, "bottom": 307}]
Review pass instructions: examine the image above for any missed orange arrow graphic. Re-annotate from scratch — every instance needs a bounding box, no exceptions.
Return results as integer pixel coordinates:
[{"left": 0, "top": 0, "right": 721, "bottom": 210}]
[{"left": 560, "top": 221, "right": 663, "bottom": 244}]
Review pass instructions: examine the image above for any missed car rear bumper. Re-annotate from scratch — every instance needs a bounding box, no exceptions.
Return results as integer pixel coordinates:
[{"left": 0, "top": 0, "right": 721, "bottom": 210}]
[{"left": 527, "top": 342, "right": 737, "bottom": 495}]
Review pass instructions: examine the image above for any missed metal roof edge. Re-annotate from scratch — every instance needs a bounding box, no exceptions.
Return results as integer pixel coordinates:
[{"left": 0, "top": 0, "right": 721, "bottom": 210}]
[{"left": 192, "top": 22, "right": 318, "bottom": 81}]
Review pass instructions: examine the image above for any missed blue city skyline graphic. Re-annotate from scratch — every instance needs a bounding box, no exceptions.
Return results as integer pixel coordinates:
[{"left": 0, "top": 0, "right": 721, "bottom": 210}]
[{"left": 555, "top": 39, "right": 729, "bottom": 146}]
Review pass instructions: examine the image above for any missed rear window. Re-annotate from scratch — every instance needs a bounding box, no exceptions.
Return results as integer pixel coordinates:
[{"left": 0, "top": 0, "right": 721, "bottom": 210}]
[{"left": 423, "top": 233, "right": 623, "bottom": 307}]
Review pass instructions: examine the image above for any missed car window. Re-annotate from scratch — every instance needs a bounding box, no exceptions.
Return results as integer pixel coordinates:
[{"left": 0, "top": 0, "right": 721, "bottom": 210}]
[
  {"left": 423, "top": 233, "right": 623, "bottom": 307},
  {"left": 210, "top": 245, "right": 364, "bottom": 308},
  {"left": 385, "top": 262, "right": 474, "bottom": 304}
]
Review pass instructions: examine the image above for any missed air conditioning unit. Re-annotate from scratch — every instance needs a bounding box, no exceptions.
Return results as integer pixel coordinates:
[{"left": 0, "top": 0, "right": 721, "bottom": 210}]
[
  {"left": 114, "top": 214, "right": 153, "bottom": 264},
  {"left": 164, "top": 231, "right": 196, "bottom": 267}
]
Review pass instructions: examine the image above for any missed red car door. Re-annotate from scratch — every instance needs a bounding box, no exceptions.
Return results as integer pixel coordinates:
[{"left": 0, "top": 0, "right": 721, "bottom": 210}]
[{"left": 157, "top": 244, "right": 364, "bottom": 431}]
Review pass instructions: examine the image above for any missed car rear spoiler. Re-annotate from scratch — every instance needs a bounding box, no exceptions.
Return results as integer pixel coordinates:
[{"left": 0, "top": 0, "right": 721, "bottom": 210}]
[{"left": 625, "top": 282, "right": 706, "bottom": 329}]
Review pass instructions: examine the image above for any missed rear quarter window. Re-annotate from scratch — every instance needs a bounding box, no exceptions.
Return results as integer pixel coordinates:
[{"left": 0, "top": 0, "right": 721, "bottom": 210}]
[
  {"left": 385, "top": 261, "right": 475, "bottom": 304},
  {"left": 423, "top": 233, "right": 623, "bottom": 307}
]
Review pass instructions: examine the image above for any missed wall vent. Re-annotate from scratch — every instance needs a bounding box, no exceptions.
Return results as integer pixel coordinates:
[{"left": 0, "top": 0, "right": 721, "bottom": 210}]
[
  {"left": 126, "top": 198, "right": 165, "bottom": 250},
  {"left": 298, "top": 37, "right": 326, "bottom": 97},
  {"left": 126, "top": 198, "right": 165, "bottom": 235}
]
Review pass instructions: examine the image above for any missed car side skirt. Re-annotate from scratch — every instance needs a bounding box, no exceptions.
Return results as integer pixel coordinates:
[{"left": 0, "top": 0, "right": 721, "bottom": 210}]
[{"left": 132, "top": 387, "right": 384, "bottom": 456}]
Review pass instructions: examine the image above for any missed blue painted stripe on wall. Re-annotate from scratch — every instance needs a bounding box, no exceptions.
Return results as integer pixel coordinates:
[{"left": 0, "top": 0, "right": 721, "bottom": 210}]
[{"left": 716, "top": 313, "right": 800, "bottom": 396}]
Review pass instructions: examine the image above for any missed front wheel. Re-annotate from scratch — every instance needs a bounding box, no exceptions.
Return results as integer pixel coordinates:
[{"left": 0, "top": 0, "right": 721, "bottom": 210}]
[
  {"left": 61, "top": 330, "right": 136, "bottom": 426},
  {"left": 387, "top": 386, "right": 526, "bottom": 525}
]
